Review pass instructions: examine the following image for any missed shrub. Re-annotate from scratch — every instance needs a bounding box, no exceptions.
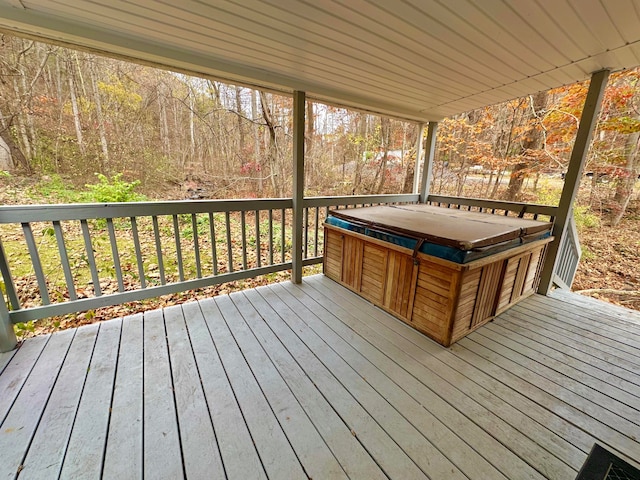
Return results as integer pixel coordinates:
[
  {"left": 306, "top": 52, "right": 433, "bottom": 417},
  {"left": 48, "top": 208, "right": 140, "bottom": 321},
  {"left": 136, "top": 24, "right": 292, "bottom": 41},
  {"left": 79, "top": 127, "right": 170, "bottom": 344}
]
[
  {"left": 83, "top": 173, "right": 146, "bottom": 203},
  {"left": 574, "top": 205, "right": 600, "bottom": 229}
]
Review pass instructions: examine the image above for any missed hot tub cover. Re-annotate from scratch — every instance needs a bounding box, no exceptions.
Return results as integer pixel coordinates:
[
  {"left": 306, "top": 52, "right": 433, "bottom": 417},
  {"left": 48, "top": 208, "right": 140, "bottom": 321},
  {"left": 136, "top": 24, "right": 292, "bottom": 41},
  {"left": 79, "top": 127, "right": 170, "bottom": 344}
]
[{"left": 328, "top": 204, "right": 552, "bottom": 251}]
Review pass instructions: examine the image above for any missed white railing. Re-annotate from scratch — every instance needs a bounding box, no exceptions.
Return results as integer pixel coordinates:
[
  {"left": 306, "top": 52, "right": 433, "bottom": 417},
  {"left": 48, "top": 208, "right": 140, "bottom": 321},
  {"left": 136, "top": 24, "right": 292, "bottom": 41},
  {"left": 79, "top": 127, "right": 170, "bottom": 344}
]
[
  {"left": 302, "top": 193, "right": 420, "bottom": 264},
  {"left": 1, "top": 192, "right": 572, "bottom": 352},
  {"left": 0, "top": 199, "right": 293, "bottom": 323},
  {"left": 552, "top": 214, "right": 581, "bottom": 289},
  {"left": 426, "top": 194, "right": 557, "bottom": 222},
  {"left": 0, "top": 194, "right": 419, "bottom": 327}
]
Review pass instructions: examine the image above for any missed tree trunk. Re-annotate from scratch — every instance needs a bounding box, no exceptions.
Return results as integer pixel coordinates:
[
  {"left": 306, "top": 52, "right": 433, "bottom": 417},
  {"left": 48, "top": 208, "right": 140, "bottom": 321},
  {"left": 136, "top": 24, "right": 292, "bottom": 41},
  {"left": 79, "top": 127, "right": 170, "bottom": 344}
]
[
  {"left": 235, "top": 86, "right": 245, "bottom": 156},
  {"left": 67, "top": 58, "right": 85, "bottom": 155},
  {"left": 251, "top": 89, "right": 262, "bottom": 195},
  {"left": 259, "top": 91, "right": 281, "bottom": 196},
  {"left": 0, "top": 127, "right": 30, "bottom": 172},
  {"left": 11, "top": 76, "right": 33, "bottom": 162},
  {"left": 506, "top": 91, "right": 547, "bottom": 201},
  {"left": 375, "top": 117, "right": 391, "bottom": 193},
  {"left": 89, "top": 56, "right": 109, "bottom": 170},
  {"left": 306, "top": 101, "right": 314, "bottom": 187},
  {"left": 351, "top": 114, "right": 367, "bottom": 194},
  {"left": 158, "top": 82, "right": 170, "bottom": 157},
  {"left": 608, "top": 124, "right": 640, "bottom": 226}
]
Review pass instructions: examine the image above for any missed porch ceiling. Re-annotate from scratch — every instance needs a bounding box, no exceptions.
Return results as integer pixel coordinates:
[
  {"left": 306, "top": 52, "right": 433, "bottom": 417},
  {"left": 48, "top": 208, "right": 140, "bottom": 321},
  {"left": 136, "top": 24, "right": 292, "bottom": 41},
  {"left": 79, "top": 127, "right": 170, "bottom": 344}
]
[{"left": 0, "top": 1, "right": 639, "bottom": 122}]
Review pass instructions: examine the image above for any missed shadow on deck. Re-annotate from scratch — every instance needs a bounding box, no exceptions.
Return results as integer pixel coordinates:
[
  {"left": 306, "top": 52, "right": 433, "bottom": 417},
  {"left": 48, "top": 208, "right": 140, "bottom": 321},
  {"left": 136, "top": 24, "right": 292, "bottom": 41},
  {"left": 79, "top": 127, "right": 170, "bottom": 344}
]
[{"left": 1, "top": 274, "right": 639, "bottom": 479}]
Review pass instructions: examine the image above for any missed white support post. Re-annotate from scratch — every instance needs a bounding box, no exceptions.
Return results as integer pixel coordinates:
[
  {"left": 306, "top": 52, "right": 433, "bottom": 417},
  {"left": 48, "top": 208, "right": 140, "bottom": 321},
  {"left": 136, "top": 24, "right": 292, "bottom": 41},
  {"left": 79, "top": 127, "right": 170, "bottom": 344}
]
[
  {"left": 538, "top": 69, "right": 610, "bottom": 295},
  {"left": 292, "top": 91, "right": 305, "bottom": 284},
  {"left": 419, "top": 121, "right": 438, "bottom": 203},
  {"left": 0, "top": 295, "right": 17, "bottom": 352},
  {"left": 413, "top": 123, "right": 425, "bottom": 194}
]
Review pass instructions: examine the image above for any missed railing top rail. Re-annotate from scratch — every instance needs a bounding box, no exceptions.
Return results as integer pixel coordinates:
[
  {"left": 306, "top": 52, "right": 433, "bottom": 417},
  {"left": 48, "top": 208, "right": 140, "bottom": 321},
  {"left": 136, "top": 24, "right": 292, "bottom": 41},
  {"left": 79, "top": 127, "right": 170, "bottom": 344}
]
[
  {"left": 426, "top": 194, "right": 558, "bottom": 217},
  {"left": 0, "top": 198, "right": 293, "bottom": 223},
  {"left": 304, "top": 194, "right": 419, "bottom": 208}
]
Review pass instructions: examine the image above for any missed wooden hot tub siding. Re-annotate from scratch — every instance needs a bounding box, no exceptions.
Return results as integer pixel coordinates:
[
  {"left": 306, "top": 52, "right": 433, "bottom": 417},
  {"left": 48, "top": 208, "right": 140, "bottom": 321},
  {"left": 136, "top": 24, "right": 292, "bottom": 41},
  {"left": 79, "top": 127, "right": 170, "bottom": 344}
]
[{"left": 323, "top": 224, "right": 552, "bottom": 346}]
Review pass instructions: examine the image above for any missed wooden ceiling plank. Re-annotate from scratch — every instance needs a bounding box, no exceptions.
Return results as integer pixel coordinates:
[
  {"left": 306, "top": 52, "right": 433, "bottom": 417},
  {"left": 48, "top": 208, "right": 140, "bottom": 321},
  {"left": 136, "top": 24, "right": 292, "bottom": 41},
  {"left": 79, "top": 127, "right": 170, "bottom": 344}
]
[
  {"left": 344, "top": 0, "right": 524, "bottom": 82},
  {"left": 538, "top": 0, "right": 614, "bottom": 56},
  {"left": 235, "top": 0, "right": 499, "bottom": 92},
  {"left": 511, "top": 0, "right": 586, "bottom": 61},
  {"left": 479, "top": 0, "right": 572, "bottom": 68},
  {"left": 6, "top": 0, "right": 639, "bottom": 121},
  {"left": 601, "top": 0, "right": 640, "bottom": 44},
  {"left": 0, "top": 4, "right": 440, "bottom": 120},
  {"left": 567, "top": 0, "right": 626, "bottom": 49},
  {"left": 447, "top": 0, "right": 555, "bottom": 72},
  {"left": 187, "top": 0, "right": 478, "bottom": 93},
  {"left": 403, "top": 0, "right": 535, "bottom": 76},
  {"left": 46, "top": 0, "right": 459, "bottom": 106},
  {"left": 57, "top": 0, "right": 466, "bottom": 102},
  {"left": 609, "top": 45, "right": 640, "bottom": 72}
]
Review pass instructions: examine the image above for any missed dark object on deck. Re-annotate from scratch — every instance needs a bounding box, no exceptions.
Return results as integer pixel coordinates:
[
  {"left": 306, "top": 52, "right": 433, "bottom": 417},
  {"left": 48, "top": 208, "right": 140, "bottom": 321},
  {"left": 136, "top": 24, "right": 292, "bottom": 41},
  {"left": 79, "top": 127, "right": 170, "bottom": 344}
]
[{"left": 575, "top": 444, "right": 640, "bottom": 480}]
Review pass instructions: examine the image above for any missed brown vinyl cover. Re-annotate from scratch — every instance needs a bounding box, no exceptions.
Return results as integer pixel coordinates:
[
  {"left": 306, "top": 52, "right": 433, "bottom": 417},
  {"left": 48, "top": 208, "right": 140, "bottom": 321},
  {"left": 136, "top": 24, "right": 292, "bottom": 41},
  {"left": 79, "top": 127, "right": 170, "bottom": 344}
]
[{"left": 329, "top": 204, "right": 552, "bottom": 250}]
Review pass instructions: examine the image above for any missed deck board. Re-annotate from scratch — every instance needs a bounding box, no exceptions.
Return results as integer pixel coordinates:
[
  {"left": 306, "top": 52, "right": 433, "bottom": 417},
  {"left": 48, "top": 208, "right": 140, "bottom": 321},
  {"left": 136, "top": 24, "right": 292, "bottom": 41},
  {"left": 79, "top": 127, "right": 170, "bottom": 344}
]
[
  {"left": 19, "top": 324, "right": 98, "bottom": 480},
  {"left": 497, "top": 309, "right": 640, "bottom": 388},
  {"left": 295, "top": 282, "right": 587, "bottom": 474},
  {"left": 0, "top": 329, "right": 75, "bottom": 479},
  {"left": 0, "top": 334, "right": 49, "bottom": 424},
  {"left": 241, "top": 287, "right": 386, "bottom": 480},
  {"left": 270, "top": 282, "right": 508, "bottom": 480},
  {"left": 1, "top": 274, "right": 640, "bottom": 479},
  {"left": 164, "top": 305, "right": 225, "bottom": 480},
  {"left": 0, "top": 348, "right": 16, "bottom": 375},
  {"left": 303, "top": 276, "right": 573, "bottom": 480},
  {"left": 511, "top": 302, "right": 640, "bottom": 371},
  {"left": 143, "top": 308, "right": 184, "bottom": 480},
  {"left": 60, "top": 319, "right": 121, "bottom": 480},
  {"left": 202, "top": 296, "right": 307, "bottom": 479},
  {"left": 181, "top": 300, "right": 266, "bottom": 479},
  {"left": 482, "top": 321, "right": 640, "bottom": 402},
  {"left": 102, "top": 314, "right": 143, "bottom": 480},
  {"left": 229, "top": 291, "right": 349, "bottom": 480},
  {"left": 260, "top": 283, "right": 441, "bottom": 480}
]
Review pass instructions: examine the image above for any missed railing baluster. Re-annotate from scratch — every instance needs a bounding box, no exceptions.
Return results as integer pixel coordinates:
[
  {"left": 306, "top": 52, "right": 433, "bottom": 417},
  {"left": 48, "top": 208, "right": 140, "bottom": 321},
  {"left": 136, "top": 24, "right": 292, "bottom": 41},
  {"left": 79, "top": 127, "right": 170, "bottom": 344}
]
[
  {"left": 22, "top": 223, "right": 50, "bottom": 305},
  {"left": 0, "top": 238, "right": 21, "bottom": 309},
  {"left": 192, "top": 214, "right": 202, "bottom": 278},
  {"left": 314, "top": 206, "right": 319, "bottom": 257},
  {"left": 80, "top": 219, "right": 101, "bottom": 297},
  {"left": 255, "top": 210, "right": 261, "bottom": 268},
  {"left": 172, "top": 215, "right": 185, "bottom": 282},
  {"left": 281, "top": 208, "right": 285, "bottom": 264},
  {"left": 152, "top": 216, "right": 166, "bottom": 285},
  {"left": 304, "top": 207, "right": 309, "bottom": 259},
  {"left": 240, "top": 211, "right": 247, "bottom": 270},
  {"left": 208, "top": 212, "right": 218, "bottom": 276},
  {"left": 268, "top": 209, "right": 274, "bottom": 266},
  {"left": 106, "top": 218, "right": 125, "bottom": 293},
  {"left": 53, "top": 221, "right": 77, "bottom": 300},
  {"left": 225, "top": 212, "right": 233, "bottom": 273},
  {"left": 130, "top": 217, "right": 146, "bottom": 289}
]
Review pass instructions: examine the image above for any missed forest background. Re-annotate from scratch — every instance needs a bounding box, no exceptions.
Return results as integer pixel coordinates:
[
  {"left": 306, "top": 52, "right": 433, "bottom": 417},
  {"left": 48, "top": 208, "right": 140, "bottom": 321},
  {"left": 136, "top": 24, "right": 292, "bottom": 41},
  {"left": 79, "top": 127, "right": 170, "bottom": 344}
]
[{"left": 0, "top": 35, "right": 638, "bottom": 330}]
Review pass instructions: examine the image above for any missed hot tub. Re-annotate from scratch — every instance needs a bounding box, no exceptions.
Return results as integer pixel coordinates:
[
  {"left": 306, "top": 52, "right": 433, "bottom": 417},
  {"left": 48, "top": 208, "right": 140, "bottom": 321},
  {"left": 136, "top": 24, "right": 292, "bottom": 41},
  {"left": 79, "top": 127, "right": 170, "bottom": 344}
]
[{"left": 323, "top": 204, "right": 553, "bottom": 346}]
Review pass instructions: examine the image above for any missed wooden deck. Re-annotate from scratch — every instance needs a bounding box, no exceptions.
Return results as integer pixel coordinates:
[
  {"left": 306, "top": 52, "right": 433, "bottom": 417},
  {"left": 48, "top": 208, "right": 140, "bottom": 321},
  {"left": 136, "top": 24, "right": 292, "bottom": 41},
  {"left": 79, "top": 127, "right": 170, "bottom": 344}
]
[{"left": 1, "top": 275, "right": 639, "bottom": 479}]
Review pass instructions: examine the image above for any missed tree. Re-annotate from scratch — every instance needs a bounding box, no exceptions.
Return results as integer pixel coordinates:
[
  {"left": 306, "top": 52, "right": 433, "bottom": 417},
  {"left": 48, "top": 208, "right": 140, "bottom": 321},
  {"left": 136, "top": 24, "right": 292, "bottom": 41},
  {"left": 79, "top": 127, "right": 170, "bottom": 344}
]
[{"left": 506, "top": 91, "right": 548, "bottom": 201}]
